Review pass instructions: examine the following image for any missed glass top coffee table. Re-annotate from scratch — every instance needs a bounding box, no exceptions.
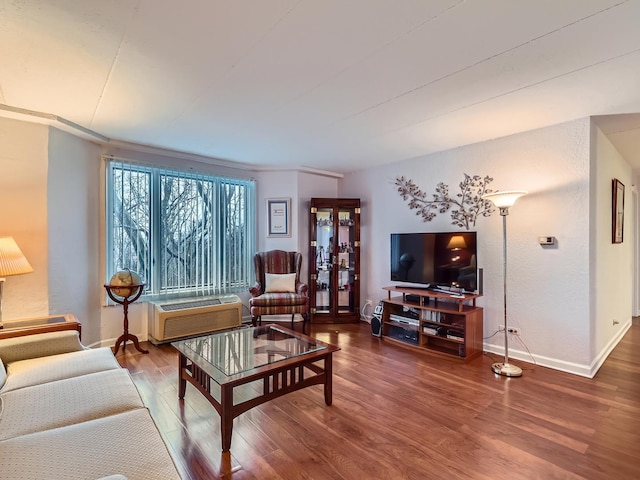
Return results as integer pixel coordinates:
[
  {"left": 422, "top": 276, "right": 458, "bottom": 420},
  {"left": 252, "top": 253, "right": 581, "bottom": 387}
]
[{"left": 172, "top": 324, "right": 340, "bottom": 451}]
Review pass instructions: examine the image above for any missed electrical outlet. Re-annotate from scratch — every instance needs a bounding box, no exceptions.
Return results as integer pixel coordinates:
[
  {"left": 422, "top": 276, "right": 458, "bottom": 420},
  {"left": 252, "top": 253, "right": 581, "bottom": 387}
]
[
  {"left": 365, "top": 299, "right": 372, "bottom": 306},
  {"left": 507, "top": 327, "right": 520, "bottom": 335}
]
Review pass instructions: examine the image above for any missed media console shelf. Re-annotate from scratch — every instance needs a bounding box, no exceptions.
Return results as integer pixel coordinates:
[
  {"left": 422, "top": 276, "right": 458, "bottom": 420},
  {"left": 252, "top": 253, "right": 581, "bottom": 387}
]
[{"left": 381, "top": 286, "right": 483, "bottom": 361}]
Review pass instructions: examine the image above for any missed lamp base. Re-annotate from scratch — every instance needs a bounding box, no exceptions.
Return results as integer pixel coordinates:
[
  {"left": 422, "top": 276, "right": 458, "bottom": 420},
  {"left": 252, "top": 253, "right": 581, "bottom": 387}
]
[{"left": 492, "top": 362, "right": 522, "bottom": 377}]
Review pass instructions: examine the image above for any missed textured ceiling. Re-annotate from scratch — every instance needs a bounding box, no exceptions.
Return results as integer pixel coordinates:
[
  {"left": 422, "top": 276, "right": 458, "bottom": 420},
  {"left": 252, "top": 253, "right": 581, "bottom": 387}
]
[{"left": 1, "top": 0, "right": 640, "bottom": 173}]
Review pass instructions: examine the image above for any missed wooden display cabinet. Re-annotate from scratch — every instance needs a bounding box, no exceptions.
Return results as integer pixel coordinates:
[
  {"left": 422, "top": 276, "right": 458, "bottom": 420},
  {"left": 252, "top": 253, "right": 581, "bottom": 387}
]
[
  {"left": 309, "top": 198, "right": 360, "bottom": 323},
  {"left": 381, "top": 286, "right": 483, "bottom": 361}
]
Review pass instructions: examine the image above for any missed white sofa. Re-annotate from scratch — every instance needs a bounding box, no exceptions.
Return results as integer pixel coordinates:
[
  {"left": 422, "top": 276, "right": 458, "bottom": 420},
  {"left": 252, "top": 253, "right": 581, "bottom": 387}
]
[{"left": 0, "top": 330, "right": 181, "bottom": 480}]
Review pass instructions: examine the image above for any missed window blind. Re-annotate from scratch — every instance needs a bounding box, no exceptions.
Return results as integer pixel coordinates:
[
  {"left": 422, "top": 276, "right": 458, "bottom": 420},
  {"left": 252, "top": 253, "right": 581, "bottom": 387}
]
[{"left": 106, "top": 157, "right": 255, "bottom": 299}]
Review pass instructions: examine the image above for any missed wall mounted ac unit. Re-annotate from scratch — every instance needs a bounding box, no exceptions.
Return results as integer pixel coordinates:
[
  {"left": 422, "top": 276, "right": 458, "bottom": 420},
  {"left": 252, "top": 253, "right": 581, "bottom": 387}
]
[{"left": 148, "top": 294, "right": 242, "bottom": 344}]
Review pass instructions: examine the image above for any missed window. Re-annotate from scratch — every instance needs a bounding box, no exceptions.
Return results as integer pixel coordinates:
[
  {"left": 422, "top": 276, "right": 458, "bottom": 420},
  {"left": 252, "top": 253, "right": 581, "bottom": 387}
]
[{"left": 106, "top": 158, "right": 255, "bottom": 299}]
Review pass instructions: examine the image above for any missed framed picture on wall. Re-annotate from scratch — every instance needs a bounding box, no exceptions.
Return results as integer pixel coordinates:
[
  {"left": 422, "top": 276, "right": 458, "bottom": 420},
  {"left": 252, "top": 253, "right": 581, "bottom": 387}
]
[
  {"left": 267, "top": 198, "right": 291, "bottom": 237},
  {"left": 612, "top": 178, "right": 625, "bottom": 244}
]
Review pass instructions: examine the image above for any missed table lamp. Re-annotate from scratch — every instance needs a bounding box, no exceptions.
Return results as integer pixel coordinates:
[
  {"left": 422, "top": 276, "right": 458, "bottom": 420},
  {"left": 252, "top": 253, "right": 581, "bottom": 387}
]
[{"left": 0, "top": 236, "right": 34, "bottom": 328}]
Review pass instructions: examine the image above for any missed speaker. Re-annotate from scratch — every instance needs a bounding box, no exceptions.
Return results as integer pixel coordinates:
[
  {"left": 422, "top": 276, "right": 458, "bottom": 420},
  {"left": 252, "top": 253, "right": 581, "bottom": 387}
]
[{"left": 371, "top": 313, "right": 382, "bottom": 337}]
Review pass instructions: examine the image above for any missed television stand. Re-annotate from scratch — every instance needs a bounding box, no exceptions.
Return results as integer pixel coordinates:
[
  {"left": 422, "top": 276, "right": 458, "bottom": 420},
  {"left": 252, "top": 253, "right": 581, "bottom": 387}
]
[
  {"left": 380, "top": 286, "right": 483, "bottom": 361},
  {"left": 396, "top": 285, "right": 432, "bottom": 291}
]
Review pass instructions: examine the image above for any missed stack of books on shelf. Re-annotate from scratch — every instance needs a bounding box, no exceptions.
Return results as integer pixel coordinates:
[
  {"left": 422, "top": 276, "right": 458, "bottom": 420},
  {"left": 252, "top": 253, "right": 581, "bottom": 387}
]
[{"left": 421, "top": 310, "right": 441, "bottom": 322}]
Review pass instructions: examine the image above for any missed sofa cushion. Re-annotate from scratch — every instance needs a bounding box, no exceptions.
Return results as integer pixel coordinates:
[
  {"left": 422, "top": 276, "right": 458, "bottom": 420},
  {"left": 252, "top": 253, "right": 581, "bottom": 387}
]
[
  {"left": 0, "top": 408, "right": 181, "bottom": 480},
  {"left": 0, "top": 330, "right": 84, "bottom": 365},
  {"left": 0, "top": 369, "right": 145, "bottom": 441},
  {"left": 0, "top": 361, "right": 5, "bottom": 390},
  {"left": 0, "top": 347, "right": 119, "bottom": 394}
]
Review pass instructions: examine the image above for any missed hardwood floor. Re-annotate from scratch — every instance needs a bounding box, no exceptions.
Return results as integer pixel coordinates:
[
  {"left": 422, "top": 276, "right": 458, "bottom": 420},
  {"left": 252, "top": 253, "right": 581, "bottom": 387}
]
[{"left": 115, "top": 323, "right": 640, "bottom": 480}]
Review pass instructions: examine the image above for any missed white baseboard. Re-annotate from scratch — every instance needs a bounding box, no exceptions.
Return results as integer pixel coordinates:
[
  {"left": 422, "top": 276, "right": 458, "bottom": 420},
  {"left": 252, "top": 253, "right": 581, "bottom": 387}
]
[{"left": 483, "top": 320, "right": 632, "bottom": 378}]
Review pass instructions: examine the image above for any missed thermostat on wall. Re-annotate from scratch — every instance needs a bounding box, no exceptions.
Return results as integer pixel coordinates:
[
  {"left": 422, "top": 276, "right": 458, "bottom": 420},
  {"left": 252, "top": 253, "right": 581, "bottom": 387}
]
[{"left": 538, "top": 236, "right": 556, "bottom": 246}]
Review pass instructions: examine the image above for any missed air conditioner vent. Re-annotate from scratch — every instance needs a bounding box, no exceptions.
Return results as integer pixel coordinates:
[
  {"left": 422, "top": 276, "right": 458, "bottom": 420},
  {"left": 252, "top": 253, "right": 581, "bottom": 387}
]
[
  {"left": 161, "top": 298, "right": 221, "bottom": 311},
  {"left": 148, "top": 294, "right": 242, "bottom": 344}
]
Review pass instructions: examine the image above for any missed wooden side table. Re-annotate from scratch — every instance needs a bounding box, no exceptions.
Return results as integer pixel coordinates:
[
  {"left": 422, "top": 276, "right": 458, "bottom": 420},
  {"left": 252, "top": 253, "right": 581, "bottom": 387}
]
[{"left": 0, "top": 314, "right": 81, "bottom": 340}]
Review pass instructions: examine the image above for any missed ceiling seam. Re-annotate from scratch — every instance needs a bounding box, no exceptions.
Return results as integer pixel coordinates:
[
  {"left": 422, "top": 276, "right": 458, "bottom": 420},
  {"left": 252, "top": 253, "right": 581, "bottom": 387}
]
[
  {"left": 240, "top": 0, "right": 467, "bottom": 122},
  {"left": 198, "top": 0, "right": 468, "bottom": 148},
  {"left": 380, "top": 47, "right": 640, "bottom": 137},
  {"left": 89, "top": 0, "right": 141, "bottom": 128},
  {"left": 150, "top": 0, "right": 306, "bottom": 146},
  {"left": 330, "top": 0, "right": 631, "bottom": 126}
]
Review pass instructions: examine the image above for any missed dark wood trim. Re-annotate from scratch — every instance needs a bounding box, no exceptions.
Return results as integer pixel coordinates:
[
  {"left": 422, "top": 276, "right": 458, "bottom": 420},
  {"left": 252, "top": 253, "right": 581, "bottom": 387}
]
[{"left": 0, "top": 314, "right": 81, "bottom": 340}]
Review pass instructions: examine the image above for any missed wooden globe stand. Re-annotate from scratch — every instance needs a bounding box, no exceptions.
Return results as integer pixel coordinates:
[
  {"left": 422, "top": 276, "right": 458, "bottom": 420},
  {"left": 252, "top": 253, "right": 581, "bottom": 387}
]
[{"left": 104, "top": 283, "right": 148, "bottom": 355}]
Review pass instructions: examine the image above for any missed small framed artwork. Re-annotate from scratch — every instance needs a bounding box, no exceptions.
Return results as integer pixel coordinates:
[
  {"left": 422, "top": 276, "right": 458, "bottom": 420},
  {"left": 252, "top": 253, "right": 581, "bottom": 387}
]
[
  {"left": 267, "top": 198, "right": 291, "bottom": 237},
  {"left": 612, "top": 178, "right": 625, "bottom": 244}
]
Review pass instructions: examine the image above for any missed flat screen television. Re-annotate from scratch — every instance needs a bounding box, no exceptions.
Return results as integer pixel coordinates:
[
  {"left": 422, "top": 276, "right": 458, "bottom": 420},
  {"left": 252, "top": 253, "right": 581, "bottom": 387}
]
[{"left": 390, "top": 232, "right": 478, "bottom": 292}]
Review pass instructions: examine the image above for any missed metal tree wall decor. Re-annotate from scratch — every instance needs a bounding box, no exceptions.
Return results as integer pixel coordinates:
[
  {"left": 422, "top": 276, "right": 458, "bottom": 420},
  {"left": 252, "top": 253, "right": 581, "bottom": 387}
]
[{"left": 394, "top": 174, "right": 495, "bottom": 229}]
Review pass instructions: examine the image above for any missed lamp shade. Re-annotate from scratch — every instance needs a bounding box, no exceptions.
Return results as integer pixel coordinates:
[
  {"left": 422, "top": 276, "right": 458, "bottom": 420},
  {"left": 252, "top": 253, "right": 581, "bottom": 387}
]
[
  {"left": 447, "top": 235, "right": 467, "bottom": 250},
  {"left": 482, "top": 190, "right": 528, "bottom": 208},
  {"left": 0, "top": 237, "right": 34, "bottom": 277}
]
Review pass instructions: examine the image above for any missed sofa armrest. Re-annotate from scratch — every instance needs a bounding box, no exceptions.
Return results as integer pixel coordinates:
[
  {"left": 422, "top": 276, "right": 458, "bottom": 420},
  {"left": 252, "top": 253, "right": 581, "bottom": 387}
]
[{"left": 0, "top": 330, "right": 85, "bottom": 366}]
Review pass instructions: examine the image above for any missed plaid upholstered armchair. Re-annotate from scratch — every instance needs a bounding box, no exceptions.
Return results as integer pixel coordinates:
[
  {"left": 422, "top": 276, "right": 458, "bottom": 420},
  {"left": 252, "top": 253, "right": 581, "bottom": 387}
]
[{"left": 249, "top": 250, "right": 309, "bottom": 332}]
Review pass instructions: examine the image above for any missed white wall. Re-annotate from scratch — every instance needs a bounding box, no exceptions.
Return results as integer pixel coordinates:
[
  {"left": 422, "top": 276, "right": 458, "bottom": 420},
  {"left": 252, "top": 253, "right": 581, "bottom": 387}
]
[
  {"left": 591, "top": 124, "right": 633, "bottom": 370},
  {"left": 0, "top": 117, "right": 49, "bottom": 319},
  {"left": 254, "top": 170, "right": 300, "bottom": 253},
  {"left": 48, "top": 128, "right": 102, "bottom": 343},
  {"left": 341, "top": 117, "right": 629, "bottom": 376}
]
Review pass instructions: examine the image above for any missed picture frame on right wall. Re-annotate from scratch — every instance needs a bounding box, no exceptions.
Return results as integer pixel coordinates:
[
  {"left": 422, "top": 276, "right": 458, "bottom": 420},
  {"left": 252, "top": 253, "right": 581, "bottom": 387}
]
[{"left": 612, "top": 178, "right": 625, "bottom": 244}]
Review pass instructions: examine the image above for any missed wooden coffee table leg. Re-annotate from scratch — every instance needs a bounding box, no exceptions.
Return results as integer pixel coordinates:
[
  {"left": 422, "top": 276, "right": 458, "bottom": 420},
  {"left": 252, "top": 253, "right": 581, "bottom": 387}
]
[
  {"left": 221, "top": 385, "right": 234, "bottom": 451},
  {"left": 178, "top": 353, "right": 187, "bottom": 399},
  {"left": 324, "top": 353, "right": 333, "bottom": 406}
]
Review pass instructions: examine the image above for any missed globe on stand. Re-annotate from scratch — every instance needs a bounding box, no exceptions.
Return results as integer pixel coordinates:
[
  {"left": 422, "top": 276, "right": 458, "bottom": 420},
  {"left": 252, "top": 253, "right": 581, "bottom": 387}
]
[{"left": 104, "top": 269, "right": 148, "bottom": 355}]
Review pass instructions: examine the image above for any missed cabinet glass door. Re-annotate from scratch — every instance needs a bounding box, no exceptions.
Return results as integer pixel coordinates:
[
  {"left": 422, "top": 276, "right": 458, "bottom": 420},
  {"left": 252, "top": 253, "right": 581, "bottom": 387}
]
[
  {"left": 314, "top": 208, "right": 333, "bottom": 314},
  {"left": 336, "top": 207, "right": 356, "bottom": 313},
  {"left": 309, "top": 198, "right": 360, "bottom": 323}
]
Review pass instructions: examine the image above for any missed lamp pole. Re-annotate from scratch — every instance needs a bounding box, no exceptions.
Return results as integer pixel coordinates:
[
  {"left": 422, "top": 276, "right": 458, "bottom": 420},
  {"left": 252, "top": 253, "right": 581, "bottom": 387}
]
[
  {"left": 482, "top": 191, "right": 527, "bottom": 377},
  {"left": 495, "top": 206, "right": 521, "bottom": 376}
]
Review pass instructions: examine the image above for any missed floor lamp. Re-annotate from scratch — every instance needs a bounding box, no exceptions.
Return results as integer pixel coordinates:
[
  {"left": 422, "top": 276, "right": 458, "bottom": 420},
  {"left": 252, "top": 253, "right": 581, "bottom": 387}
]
[
  {"left": 482, "top": 191, "right": 527, "bottom": 377},
  {"left": 0, "top": 236, "right": 34, "bottom": 328}
]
